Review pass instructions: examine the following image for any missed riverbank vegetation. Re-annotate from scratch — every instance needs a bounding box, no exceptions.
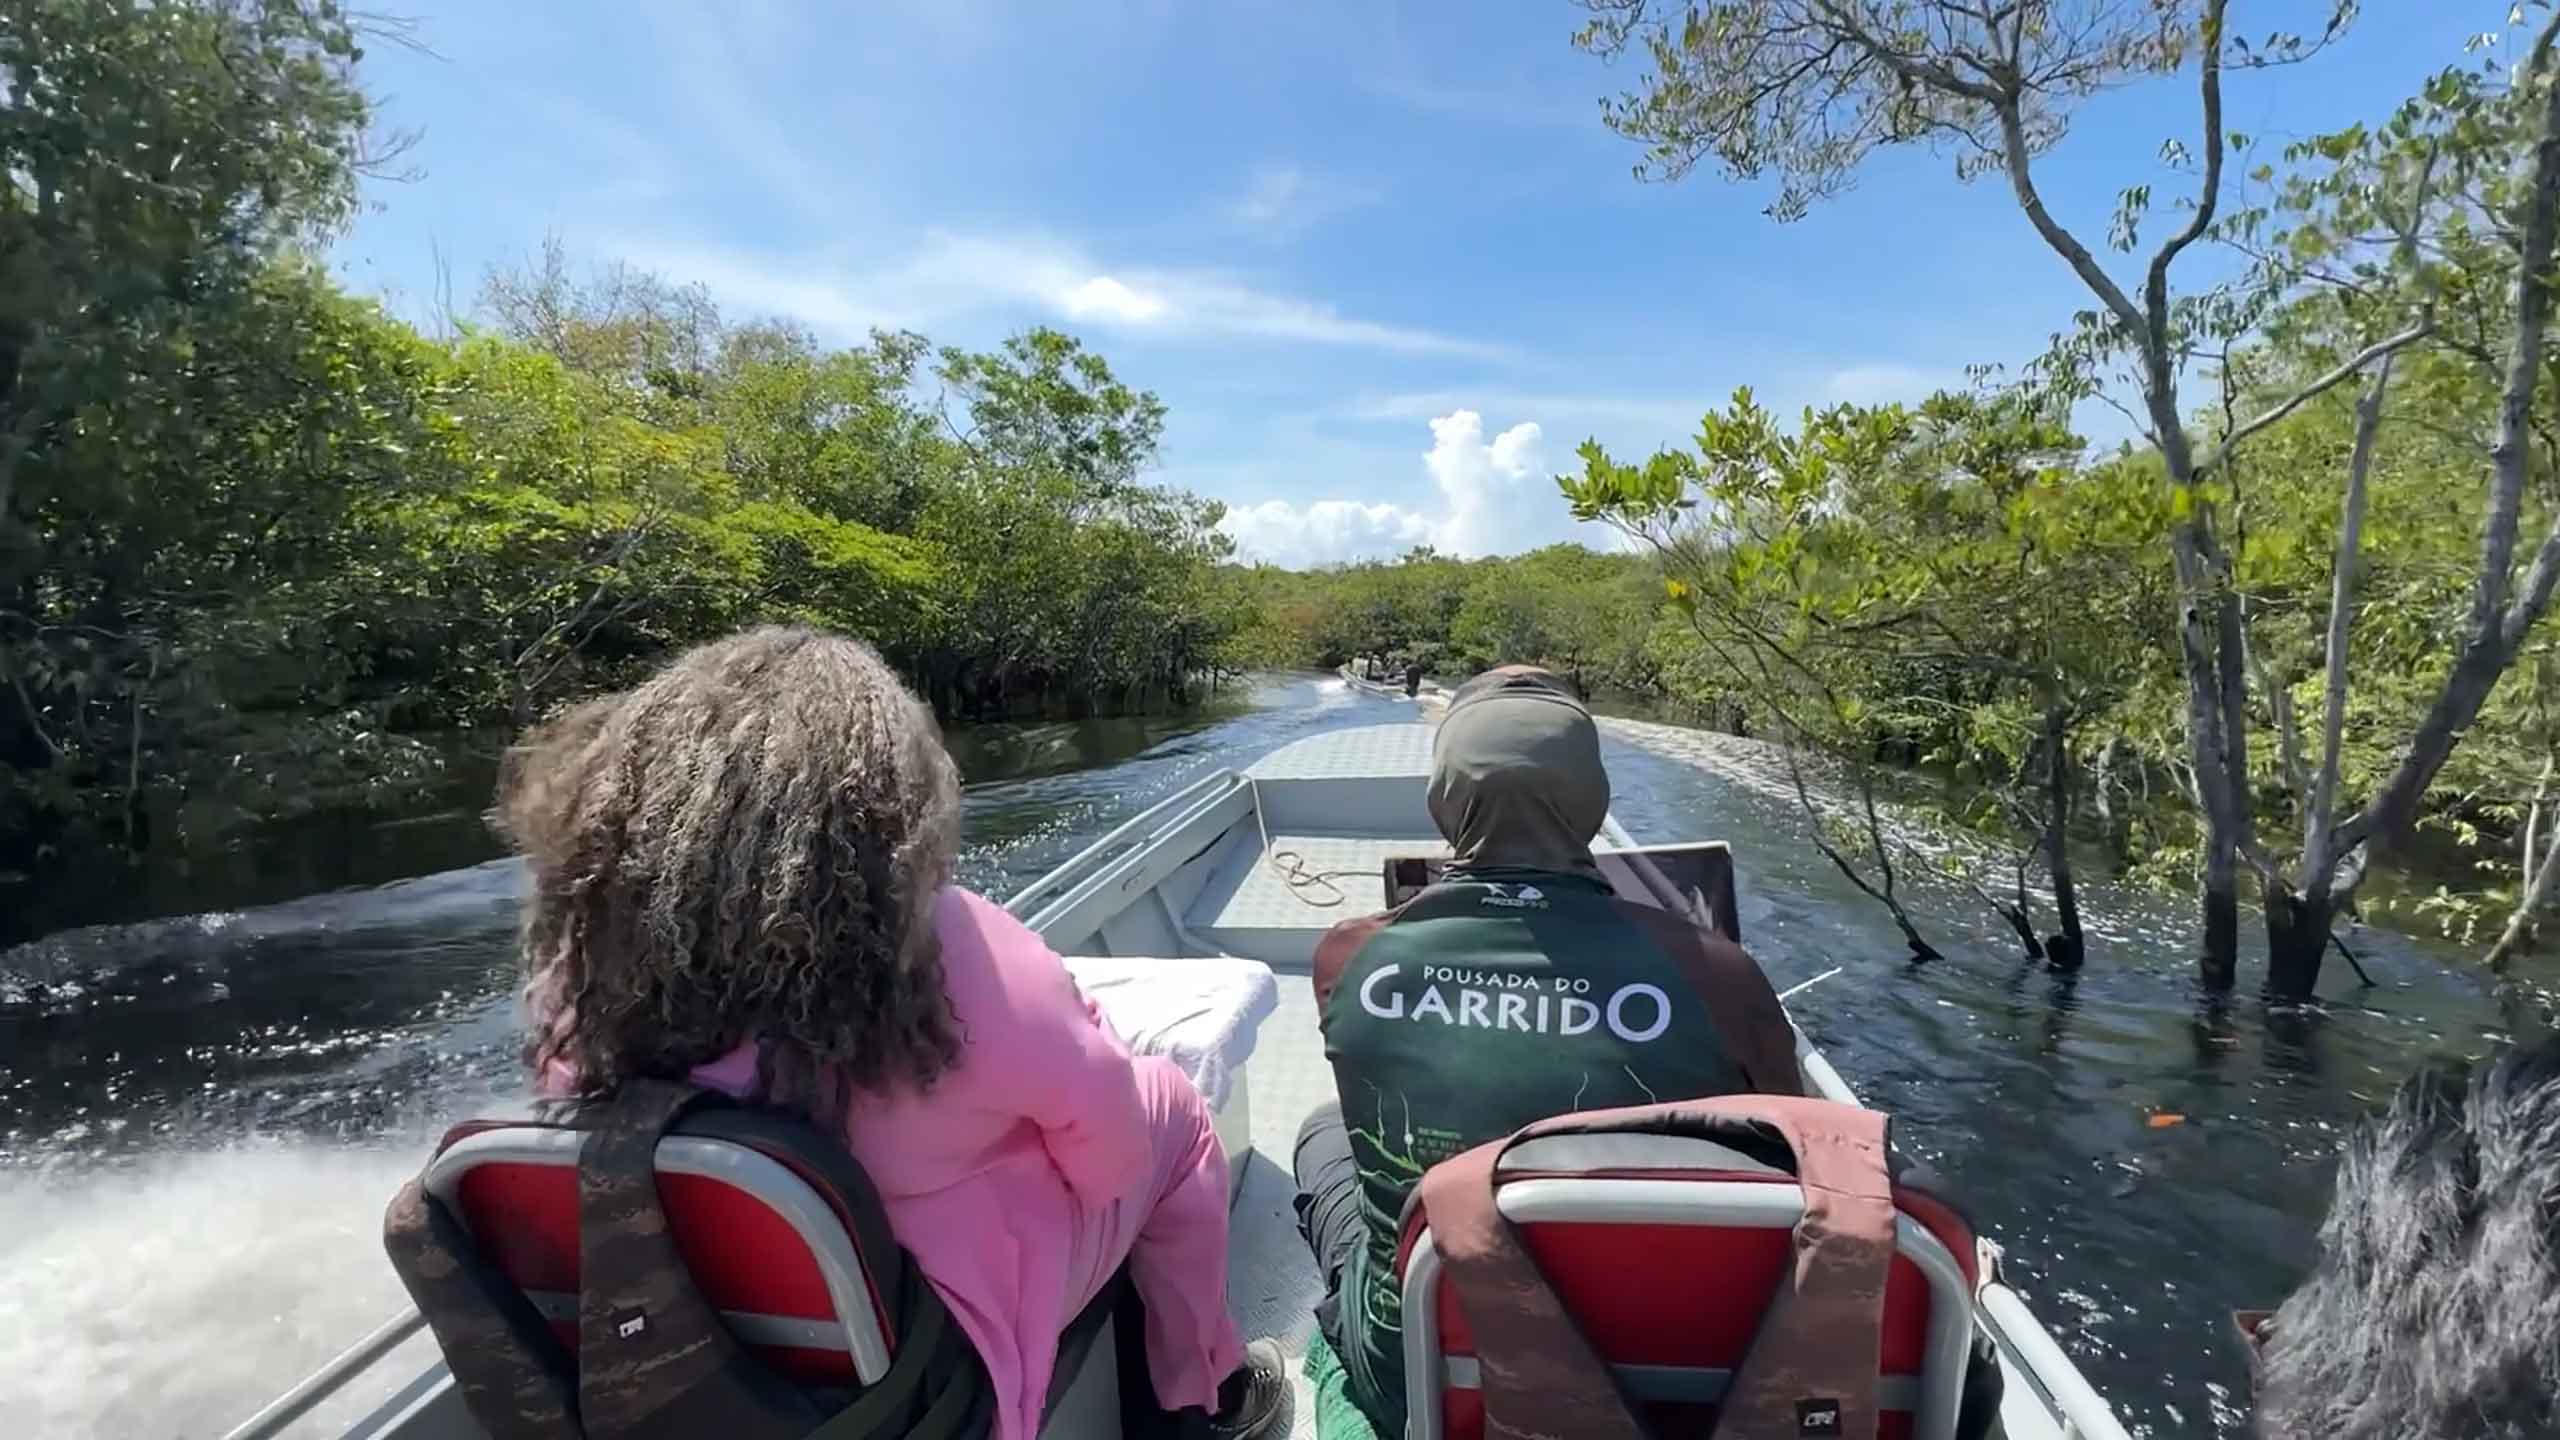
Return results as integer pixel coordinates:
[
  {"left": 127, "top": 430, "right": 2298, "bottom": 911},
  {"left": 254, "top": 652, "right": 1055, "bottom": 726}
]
[
  {"left": 1564, "top": 0, "right": 2560, "bottom": 995},
  {"left": 1223, "top": 545, "right": 1671, "bottom": 695},
  {"left": 1, "top": 0, "right": 1245, "bottom": 879}
]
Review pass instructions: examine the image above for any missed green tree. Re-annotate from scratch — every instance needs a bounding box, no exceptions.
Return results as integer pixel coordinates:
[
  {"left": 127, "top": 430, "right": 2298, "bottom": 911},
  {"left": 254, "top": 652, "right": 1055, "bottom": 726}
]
[
  {"left": 1, "top": 0, "right": 403, "bottom": 858},
  {"left": 1566, "top": 386, "right": 2168, "bottom": 964},
  {"left": 1574, "top": 1, "right": 2560, "bottom": 995}
]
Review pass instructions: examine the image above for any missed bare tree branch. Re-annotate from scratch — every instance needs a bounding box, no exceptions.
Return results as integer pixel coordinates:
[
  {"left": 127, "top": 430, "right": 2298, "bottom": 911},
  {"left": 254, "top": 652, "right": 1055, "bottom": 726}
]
[
  {"left": 2144, "top": 0, "right": 2228, "bottom": 351},
  {"left": 2192, "top": 323, "right": 2435, "bottom": 475}
]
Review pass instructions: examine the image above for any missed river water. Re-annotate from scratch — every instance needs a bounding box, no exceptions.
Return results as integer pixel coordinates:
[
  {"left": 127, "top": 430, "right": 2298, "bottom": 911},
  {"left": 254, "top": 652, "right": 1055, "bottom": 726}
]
[{"left": 0, "top": 673, "right": 2542, "bottom": 1438}]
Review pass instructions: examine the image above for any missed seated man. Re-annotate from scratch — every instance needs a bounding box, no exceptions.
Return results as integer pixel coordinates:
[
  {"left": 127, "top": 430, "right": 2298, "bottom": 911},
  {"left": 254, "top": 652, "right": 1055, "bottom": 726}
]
[
  {"left": 2253, "top": 1030, "right": 2560, "bottom": 1438},
  {"left": 1293, "top": 665, "right": 1802, "bottom": 1438}
]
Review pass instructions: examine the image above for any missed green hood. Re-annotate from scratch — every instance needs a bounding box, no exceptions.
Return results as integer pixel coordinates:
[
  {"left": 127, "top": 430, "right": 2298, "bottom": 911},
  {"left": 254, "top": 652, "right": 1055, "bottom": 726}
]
[{"left": 1426, "top": 666, "right": 1609, "bottom": 876}]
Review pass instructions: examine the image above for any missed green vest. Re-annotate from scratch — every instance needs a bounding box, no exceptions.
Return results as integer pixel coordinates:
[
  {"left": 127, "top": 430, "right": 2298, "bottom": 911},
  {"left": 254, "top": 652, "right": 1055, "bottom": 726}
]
[{"left": 1315, "top": 868, "right": 1750, "bottom": 1433}]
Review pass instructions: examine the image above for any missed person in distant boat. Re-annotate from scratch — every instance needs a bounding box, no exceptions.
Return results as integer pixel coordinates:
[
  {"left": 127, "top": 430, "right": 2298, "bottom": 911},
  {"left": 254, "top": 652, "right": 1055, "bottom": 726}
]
[
  {"left": 505, "top": 626, "right": 1288, "bottom": 1440},
  {"left": 2250, "top": 1030, "right": 2560, "bottom": 1439},
  {"left": 1291, "top": 664, "right": 1802, "bottom": 1438}
]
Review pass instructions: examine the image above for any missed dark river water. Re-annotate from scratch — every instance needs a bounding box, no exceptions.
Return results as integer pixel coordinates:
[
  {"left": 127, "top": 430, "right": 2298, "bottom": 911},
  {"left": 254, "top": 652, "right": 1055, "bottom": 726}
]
[{"left": 0, "top": 673, "right": 2546, "bottom": 1437}]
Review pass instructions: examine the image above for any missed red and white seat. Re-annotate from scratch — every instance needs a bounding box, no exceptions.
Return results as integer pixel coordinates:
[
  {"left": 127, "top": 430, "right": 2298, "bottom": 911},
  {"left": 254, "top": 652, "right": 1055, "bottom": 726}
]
[
  {"left": 424, "top": 1109, "right": 901, "bottom": 1388},
  {"left": 1397, "top": 1127, "right": 1984, "bottom": 1440}
]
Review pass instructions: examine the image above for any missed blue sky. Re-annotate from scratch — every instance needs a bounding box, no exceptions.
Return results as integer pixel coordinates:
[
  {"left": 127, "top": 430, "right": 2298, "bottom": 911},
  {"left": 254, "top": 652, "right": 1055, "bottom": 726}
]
[{"left": 337, "top": 2, "right": 2504, "bottom": 569}]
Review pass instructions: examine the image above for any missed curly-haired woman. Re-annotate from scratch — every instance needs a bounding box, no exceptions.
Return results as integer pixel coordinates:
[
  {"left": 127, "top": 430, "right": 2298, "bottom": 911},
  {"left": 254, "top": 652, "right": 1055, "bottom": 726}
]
[{"left": 502, "top": 626, "right": 1288, "bottom": 1440}]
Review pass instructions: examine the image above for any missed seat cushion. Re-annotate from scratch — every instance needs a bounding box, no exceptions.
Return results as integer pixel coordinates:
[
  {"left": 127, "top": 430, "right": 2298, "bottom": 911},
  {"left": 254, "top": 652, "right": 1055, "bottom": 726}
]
[{"left": 1062, "top": 956, "right": 1277, "bottom": 1112}]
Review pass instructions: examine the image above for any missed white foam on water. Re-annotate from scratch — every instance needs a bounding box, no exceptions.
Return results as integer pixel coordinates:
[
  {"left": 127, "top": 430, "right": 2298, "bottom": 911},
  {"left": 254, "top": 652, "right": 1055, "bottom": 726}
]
[{"left": 0, "top": 1140, "right": 437, "bottom": 1439}]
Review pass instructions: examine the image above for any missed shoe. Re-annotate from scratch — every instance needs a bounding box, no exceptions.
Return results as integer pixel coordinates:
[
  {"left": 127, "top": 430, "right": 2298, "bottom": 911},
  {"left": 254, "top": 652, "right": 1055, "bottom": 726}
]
[{"left": 1205, "top": 1339, "right": 1293, "bottom": 1439}]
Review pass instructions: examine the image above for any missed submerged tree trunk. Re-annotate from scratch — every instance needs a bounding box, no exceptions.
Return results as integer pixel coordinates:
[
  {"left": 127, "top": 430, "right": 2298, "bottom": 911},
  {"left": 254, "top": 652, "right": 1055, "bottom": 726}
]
[
  {"left": 2042, "top": 706, "right": 2086, "bottom": 972},
  {"left": 1780, "top": 745, "right": 1942, "bottom": 962},
  {"left": 2264, "top": 887, "right": 2334, "bottom": 1000},
  {"left": 1970, "top": 861, "right": 2043, "bottom": 963},
  {"left": 2201, "top": 835, "right": 2242, "bottom": 991}
]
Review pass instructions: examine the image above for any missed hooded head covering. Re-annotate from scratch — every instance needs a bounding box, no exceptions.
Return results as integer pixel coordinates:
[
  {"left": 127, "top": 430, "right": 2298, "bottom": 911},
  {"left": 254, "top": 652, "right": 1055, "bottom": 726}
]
[{"left": 1427, "top": 665, "right": 1610, "bottom": 876}]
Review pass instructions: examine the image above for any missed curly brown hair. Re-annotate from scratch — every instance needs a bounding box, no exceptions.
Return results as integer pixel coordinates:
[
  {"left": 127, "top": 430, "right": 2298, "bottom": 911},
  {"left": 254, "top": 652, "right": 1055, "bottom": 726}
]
[{"left": 499, "top": 626, "right": 964, "bottom": 1121}]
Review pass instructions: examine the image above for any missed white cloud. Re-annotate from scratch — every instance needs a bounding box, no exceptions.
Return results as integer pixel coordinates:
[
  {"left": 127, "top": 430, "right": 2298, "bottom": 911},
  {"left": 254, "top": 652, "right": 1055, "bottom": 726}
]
[
  {"left": 1823, "top": 363, "right": 1954, "bottom": 406},
  {"left": 1221, "top": 498, "right": 1438, "bottom": 570},
  {"left": 1219, "top": 408, "right": 1595, "bottom": 567},
  {"left": 1058, "top": 275, "right": 1169, "bottom": 324},
  {"left": 1425, "top": 409, "right": 1548, "bottom": 558},
  {"left": 1231, "top": 167, "right": 1311, "bottom": 226},
  {"left": 618, "top": 232, "right": 1502, "bottom": 358},
  {"left": 1224, "top": 165, "right": 1379, "bottom": 237}
]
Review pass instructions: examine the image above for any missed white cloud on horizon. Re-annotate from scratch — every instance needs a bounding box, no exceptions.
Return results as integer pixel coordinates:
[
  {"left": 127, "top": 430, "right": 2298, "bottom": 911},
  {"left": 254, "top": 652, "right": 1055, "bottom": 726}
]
[
  {"left": 1823, "top": 362, "right": 1959, "bottom": 406},
  {"left": 616, "top": 232, "right": 1503, "bottom": 358},
  {"left": 1219, "top": 408, "right": 1600, "bottom": 568},
  {"left": 1220, "top": 498, "right": 1438, "bottom": 570},
  {"left": 1427, "top": 410, "right": 1548, "bottom": 557}
]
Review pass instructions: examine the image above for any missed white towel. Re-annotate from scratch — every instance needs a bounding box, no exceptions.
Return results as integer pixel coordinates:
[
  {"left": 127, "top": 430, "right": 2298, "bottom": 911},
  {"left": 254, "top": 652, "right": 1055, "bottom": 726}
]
[{"left": 1063, "top": 955, "right": 1279, "bottom": 1114}]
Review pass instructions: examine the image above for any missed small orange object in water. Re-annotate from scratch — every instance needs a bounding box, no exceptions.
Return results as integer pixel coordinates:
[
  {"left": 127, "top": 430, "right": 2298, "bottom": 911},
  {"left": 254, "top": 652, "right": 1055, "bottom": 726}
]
[{"left": 2148, "top": 1113, "right": 2187, "bottom": 1129}]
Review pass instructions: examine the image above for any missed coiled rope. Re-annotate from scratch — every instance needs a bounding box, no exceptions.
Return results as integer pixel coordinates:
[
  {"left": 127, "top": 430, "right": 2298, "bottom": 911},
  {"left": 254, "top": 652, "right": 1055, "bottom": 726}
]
[{"left": 1249, "top": 779, "right": 1365, "bottom": 908}]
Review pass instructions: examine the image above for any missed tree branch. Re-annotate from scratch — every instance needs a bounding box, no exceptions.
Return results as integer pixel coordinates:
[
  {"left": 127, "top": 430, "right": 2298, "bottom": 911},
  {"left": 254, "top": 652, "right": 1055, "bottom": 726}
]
[
  {"left": 2144, "top": 0, "right": 2228, "bottom": 348},
  {"left": 2304, "top": 142, "right": 2438, "bottom": 884},
  {"left": 1997, "top": 101, "right": 2147, "bottom": 339},
  {"left": 2343, "top": 12, "right": 2560, "bottom": 849},
  {"left": 2302, "top": 348, "right": 2397, "bottom": 877},
  {"left": 2328, "top": 927, "right": 2377, "bottom": 987},
  {"left": 2190, "top": 324, "right": 2434, "bottom": 475},
  {"left": 5, "top": 664, "right": 62, "bottom": 760},
  {"left": 1810, "top": 0, "right": 2007, "bottom": 104}
]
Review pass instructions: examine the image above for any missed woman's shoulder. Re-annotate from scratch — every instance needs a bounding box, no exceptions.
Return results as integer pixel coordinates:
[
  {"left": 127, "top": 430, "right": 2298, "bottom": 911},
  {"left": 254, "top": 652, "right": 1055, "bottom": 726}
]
[
  {"left": 932, "top": 886, "right": 1066, "bottom": 991},
  {"left": 934, "top": 884, "right": 1039, "bottom": 956}
]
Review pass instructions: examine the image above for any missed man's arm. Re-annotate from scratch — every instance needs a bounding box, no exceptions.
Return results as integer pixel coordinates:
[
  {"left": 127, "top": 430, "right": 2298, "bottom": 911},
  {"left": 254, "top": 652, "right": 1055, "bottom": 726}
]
[
  {"left": 1311, "top": 908, "right": 1398, "bottom": 1011},
  {"left": 1615, "top": 902, "right": 1805, "bottom": 1096}
]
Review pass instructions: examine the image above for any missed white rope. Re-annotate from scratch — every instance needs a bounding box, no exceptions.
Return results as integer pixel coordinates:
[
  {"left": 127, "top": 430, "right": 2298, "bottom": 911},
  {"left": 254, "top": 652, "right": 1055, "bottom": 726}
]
[{"left": 1249, "top": 777, "right": 1361, "bottom": 908}]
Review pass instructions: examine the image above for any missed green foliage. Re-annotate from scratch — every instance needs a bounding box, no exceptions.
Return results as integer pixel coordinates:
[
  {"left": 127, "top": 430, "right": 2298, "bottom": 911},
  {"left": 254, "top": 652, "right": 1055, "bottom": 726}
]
[
  {"left": 1568, "top": 1, "right": 2560, "bottom": 980},
  {"left": 0, "top": 8, "right": 1244, "bottom": 866},
  {"left": 1235, "top": 544, "right": 1669, "bottom": 696},
  {"left": 1567, "top": 384, "right": 2174, "bottom": 860}
]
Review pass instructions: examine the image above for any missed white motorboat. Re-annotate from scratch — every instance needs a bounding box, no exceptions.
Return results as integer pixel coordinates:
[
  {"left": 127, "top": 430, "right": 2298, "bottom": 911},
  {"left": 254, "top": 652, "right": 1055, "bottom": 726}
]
[
  {"left": 231, "top": 721, "right": 2130, "bottom": 1440},
  {"left": 1334, "top": 664, "right": 1431, "bottom": 704}
]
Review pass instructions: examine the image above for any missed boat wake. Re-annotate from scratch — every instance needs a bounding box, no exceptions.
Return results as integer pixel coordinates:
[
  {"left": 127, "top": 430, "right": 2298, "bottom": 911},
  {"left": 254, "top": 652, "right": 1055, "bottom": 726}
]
[{"left": 0, "top": 1138, "right": 449, "bottom": 1438}]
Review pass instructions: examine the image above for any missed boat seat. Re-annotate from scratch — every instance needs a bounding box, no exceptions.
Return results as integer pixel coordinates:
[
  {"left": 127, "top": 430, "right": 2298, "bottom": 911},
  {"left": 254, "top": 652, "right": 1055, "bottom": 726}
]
[
  {"left": 1395, "top": 1119, "right": 1985, "bottom": 1440},
  {"left": 419, "top": 1105, "right": 1122, "bottom": 1436}
]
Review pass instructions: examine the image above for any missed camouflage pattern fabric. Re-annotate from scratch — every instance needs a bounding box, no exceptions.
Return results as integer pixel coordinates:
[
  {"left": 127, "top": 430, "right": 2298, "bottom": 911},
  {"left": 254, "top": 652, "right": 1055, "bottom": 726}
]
[
  {"left": 1416, "top": 1096, "right": 1897, "bottom": 1440},
  {"left": 384, "top": 1176, "right": 580, "bottom": 1438},
  {"left": 573, "top": 1079, "right": 823, "bottom": 1439}
]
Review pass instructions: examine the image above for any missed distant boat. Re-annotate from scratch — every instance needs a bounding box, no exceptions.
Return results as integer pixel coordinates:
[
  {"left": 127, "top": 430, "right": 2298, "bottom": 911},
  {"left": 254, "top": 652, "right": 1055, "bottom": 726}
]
[{"left": 1336, "top": 663, "right": 1408, "bottom": 699}]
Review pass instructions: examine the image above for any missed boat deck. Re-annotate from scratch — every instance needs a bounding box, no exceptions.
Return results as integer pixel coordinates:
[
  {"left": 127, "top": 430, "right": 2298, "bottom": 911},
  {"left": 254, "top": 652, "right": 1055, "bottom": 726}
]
[
  {"left": 1222, "top": 977, "right": 1334, "bottom": 1438},
  {"left": 1176, "top": 726, "right": 1443, "bottom": 971},
  {"left": 1189, "top": 835, "right": 1433, "bottom": 963}
]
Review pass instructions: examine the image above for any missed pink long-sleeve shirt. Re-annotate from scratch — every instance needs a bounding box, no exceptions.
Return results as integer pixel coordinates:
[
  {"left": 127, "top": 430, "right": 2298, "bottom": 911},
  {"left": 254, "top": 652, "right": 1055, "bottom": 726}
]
[{"left": 533, "top": 887, "right": 1173, "bottom": 1440}]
